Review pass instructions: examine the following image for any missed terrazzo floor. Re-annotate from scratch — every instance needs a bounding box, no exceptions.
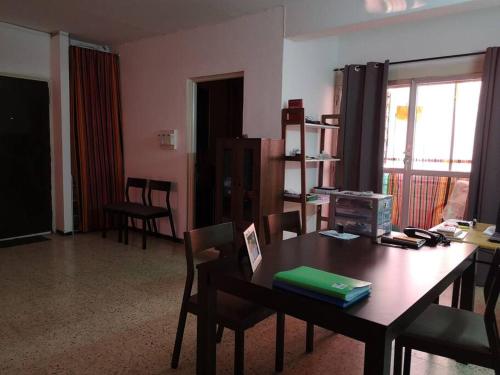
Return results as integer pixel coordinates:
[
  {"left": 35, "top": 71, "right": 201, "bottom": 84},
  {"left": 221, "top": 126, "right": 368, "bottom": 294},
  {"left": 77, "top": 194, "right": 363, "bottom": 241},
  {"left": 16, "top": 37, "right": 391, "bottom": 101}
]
[{"left": 0, "top": 232, "right": 495, "bottom": 374}]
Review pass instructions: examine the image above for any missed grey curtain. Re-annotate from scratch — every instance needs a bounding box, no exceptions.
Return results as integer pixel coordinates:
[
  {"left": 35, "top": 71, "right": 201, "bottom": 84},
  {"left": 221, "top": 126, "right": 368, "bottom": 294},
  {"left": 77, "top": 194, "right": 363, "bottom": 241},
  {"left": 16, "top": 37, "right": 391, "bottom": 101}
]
[
  {"left": 337, "top": 61, "right": 389, "bottom": 192},
  {"left": 467, "top": 47, "right": 500, "bottom": 222}
]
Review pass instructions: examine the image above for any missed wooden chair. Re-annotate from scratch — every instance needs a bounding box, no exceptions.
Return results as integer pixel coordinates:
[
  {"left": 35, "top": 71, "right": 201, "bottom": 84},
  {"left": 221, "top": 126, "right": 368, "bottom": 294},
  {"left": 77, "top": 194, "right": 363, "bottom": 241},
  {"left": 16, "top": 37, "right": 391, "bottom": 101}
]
[
  {"left": 102, "top": 177, "right": 147, "bottom": 242},
  {"left": 263, "top": 210, "right": 302, "bottom": 245},
  {"left": 171, "top": 222, "right": 284, "bottom": 374},
  {"left": 263, "top": 210, "right": 316, "bottom": 354},
  {"left": 123, "top": 179, "right": 177, "bottom": 249},
  {"left": 394, "top": 249, "right": 500, "bottom": 375}
]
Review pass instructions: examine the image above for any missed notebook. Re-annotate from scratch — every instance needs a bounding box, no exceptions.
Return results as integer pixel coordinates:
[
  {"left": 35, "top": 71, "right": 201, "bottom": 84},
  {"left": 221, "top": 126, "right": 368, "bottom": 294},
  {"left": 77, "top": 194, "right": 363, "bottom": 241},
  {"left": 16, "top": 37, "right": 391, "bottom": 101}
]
[
  {"left": 273, "top": 266, "right": 372, "bottom": 302},
  {"left": 273, "top": 280, "right": 370, "bottom": 308}
]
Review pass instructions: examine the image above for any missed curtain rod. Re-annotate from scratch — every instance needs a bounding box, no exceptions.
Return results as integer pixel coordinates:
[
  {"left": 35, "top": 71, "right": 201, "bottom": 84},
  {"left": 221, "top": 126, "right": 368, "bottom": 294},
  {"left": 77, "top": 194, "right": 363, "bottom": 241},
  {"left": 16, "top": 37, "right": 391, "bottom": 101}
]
[{"left": 333, "top": 51, "right": 486, "bottom": 72}]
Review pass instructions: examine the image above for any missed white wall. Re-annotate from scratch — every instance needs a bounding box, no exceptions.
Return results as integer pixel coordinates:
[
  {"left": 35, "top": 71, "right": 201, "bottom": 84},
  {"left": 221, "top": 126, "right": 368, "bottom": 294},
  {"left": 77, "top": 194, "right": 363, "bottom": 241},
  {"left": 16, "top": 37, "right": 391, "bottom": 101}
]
[
  {"left": 117, "top": 7, "right": 285, "bottom": 235},
  {"left": 50, "top": 32, "right": 73, "bottom": 233},
  {"left": 0, "top": 22, "right": 73, "bottom": 234},
  {"left": 337, "top": 6, "right": 500, "bottom": 67},
  {"left": 0, "top": 22, "right": 50, "bottom": 80},
  {"left": 281, "top": 36, "right": 340, "bottom": 231}
]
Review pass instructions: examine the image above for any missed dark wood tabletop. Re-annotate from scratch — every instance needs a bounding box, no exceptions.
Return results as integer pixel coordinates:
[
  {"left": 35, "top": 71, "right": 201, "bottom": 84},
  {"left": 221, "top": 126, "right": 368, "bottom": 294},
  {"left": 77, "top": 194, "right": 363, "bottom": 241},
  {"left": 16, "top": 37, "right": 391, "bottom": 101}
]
[
  {"left": 251, "top": 233, "right": 477, "bottom": 326},
  {"left": 196, "top": 232, "right": 478, "bottom": 375}
]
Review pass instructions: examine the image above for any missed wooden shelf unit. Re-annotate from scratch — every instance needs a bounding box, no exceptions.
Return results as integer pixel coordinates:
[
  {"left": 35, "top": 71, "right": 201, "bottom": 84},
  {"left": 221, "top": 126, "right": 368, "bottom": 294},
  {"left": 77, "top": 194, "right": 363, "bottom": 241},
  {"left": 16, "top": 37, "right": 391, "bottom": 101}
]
[{"left": 282, "top": 108, "right": 341, "bottom": 233}]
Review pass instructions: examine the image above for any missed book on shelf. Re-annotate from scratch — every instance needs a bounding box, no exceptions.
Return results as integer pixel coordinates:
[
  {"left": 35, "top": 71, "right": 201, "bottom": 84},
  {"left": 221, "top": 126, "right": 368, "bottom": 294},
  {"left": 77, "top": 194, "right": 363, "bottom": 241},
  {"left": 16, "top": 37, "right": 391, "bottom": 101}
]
[
  {"left": 312, "top": 186, "right": 338, "bottom": 195},
  {"left": 273, "top": 266, "right": 372, "bottom": 303}
]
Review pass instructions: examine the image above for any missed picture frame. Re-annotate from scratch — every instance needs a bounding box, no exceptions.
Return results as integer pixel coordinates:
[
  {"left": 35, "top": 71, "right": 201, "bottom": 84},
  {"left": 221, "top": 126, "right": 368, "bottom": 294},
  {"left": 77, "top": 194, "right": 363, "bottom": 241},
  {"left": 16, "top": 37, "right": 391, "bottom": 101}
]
[{"left": 243, "top": 223, "right": 262, "bottom": 272}]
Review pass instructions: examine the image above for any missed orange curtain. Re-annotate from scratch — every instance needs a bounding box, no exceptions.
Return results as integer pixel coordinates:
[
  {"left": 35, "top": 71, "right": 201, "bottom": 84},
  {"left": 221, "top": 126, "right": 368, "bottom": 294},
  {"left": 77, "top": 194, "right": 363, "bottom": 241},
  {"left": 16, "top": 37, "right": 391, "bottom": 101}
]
[{"left": 70, "top": 46, "right": 124, "bottom": 232}]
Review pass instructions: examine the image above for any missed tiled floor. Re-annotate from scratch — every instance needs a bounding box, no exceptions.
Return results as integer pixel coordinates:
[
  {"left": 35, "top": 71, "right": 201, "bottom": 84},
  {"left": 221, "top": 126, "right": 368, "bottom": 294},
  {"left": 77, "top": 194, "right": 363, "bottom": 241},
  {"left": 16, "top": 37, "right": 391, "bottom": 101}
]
[{"left": 0, "top": 232, "right": 495, "bottom": 374}]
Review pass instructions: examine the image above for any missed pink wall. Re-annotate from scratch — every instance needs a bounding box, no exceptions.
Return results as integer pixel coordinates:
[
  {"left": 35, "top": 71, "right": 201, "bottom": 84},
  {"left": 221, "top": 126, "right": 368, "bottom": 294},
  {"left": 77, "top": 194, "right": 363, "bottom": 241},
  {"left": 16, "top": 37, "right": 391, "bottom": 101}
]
[{"left": 117, "top": 8, "right": 285, "bottom": 236}]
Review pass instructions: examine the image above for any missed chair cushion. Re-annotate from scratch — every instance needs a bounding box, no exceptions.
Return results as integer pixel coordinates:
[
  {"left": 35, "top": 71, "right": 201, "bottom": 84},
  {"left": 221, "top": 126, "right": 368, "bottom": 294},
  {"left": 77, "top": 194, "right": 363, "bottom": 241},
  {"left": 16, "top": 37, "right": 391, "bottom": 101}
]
[
  {"left": 400, "top": 304, "right": 492, "bottom": 363},
  {"left": 188, "top": 292, "right": 274, "bottom": 329},
  {"left": 122, "top": 204, "right": 170, "bottom": 218}
]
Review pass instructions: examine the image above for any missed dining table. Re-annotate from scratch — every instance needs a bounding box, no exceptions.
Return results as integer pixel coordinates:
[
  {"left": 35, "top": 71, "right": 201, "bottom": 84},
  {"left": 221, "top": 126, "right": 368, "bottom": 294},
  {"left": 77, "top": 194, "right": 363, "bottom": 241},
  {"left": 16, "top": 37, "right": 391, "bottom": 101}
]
[{"left": 195, "top": 232, "right": 478, "bottom": 374}]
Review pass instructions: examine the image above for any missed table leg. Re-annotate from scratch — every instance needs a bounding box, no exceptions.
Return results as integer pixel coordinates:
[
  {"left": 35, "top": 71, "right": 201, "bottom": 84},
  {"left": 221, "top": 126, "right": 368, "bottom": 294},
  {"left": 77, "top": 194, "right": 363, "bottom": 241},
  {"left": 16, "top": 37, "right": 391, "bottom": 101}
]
[
  {"left": 364, "top": 333, "right": 391, "bottom": 375},
  {"left": 451, "top": 279, "right": 461, "bottom": 308},
  {"left": 197, "top": 265, "right": 217, "bottom": 375},
  {"left": 460, "top": 252, "right": 477, "bottom": 311}
]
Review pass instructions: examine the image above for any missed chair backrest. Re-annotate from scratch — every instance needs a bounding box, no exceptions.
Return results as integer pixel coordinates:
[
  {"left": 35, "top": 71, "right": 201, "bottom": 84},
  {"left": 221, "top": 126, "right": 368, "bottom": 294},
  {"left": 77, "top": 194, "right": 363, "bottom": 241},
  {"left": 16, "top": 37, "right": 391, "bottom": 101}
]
[
  {"left": 147, "top": 179, "right": 172, "bottom": 208},
  {"left": 263, "top": 211, "right": 302, "bottom": 245},
  {"left": 125, "top": 177, "right": 147, "bottom": 204},
  {"left": 483, "top": 258, "right": 500, "bottom": 364},
  {"left": 484, "top": 249, "right": 500, "bottom": 302},
  {"left": 183, "top": 222, "right": 235, "bottom": 298}
]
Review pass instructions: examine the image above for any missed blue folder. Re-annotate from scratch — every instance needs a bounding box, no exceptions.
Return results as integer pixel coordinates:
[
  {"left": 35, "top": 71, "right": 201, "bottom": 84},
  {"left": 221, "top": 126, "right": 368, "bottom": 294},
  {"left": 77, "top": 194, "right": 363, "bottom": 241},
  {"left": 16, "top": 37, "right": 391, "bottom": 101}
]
[{"left": 273, "top": 280, "right": 371, "bottom": 308}]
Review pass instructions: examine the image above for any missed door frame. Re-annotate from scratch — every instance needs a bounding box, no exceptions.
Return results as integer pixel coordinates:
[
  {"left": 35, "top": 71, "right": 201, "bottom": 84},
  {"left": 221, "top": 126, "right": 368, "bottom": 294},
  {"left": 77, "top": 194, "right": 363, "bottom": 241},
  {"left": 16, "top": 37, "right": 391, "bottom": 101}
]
[
  {"left": 384, "top": 74, "right": 481, "bottom": 228},
  {"left": 186, "top": 71, "right": 244, "bottom": 231},
  {"left": 0, "top": 74, "right": 55, "bottom": 240}
]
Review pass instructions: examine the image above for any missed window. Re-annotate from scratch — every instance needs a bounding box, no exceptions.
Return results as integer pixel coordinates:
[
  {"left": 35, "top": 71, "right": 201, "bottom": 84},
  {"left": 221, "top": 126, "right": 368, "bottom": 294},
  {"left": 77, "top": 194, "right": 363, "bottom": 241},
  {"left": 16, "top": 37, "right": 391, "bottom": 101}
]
[{"left": 382, "top": 76, "right": 481, "bottom": 229}]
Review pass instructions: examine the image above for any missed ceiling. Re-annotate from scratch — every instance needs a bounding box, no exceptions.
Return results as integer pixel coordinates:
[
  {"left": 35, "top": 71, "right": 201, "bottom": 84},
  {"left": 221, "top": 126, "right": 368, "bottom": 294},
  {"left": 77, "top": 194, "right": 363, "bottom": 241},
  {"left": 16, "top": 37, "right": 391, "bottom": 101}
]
[
  {"left": 0, "top": 0, "right": 295, "bottom": 45},
  {"left": 1, "top": 0, "right": 497, "bottom": 46}
]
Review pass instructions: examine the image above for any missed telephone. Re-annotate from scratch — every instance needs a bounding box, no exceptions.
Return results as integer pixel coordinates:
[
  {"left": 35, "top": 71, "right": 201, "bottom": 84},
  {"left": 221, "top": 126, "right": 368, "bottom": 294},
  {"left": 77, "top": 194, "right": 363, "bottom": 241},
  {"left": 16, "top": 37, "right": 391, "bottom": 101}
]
[{"left": 403, "top": 227, "right": 450, "bottom": 247}]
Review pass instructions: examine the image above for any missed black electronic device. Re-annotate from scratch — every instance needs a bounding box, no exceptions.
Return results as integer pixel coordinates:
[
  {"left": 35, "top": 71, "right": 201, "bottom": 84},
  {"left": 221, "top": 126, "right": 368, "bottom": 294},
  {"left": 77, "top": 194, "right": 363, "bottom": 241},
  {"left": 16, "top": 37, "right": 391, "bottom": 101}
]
[{"left": 403, "top": 227, "right": 450, "bottom": 247}]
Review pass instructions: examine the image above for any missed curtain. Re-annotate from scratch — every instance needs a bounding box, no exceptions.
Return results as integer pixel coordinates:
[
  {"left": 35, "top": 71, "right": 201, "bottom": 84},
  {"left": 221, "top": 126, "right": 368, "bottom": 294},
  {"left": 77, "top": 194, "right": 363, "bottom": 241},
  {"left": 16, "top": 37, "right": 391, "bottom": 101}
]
[
  {"left": 70, "top": 46, "right": 124, "bottom": 232},
  {"left": 338, "top": 61, "right": 389, "bottom": 192},
  {"left": 467, "top": 47, "right": 500, "bottom": 223}
]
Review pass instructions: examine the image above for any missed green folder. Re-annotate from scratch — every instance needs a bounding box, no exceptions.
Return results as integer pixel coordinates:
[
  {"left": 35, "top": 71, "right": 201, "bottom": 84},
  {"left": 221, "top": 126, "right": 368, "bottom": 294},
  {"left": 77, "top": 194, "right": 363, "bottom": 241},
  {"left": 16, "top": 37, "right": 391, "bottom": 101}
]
[{"left": 273, "top": 266, "right": 372, "bottom": 301}]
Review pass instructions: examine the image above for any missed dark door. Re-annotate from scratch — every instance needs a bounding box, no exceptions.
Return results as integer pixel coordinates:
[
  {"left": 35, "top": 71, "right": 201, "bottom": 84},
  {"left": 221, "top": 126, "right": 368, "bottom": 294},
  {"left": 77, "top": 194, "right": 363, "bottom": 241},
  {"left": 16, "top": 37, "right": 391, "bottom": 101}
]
[
  {"left": 0, "top": 76, "right": 52, "bottom": 239},
  {"left": 195, "top": 77, "right": 243, "bottom": 228}
]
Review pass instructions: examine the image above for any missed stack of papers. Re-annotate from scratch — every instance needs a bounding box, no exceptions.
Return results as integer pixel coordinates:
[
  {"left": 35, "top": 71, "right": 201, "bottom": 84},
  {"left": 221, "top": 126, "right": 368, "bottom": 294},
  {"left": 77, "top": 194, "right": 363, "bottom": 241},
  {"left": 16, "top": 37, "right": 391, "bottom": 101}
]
[
  {"left": 273, "top": 266, "right": 372, "bottom": 308},
  {"left": 435, "top": 222, "right": 466, "bottom": 239},
  {"left": 319, "top": 230, "right": 359, "bottom": 240}
]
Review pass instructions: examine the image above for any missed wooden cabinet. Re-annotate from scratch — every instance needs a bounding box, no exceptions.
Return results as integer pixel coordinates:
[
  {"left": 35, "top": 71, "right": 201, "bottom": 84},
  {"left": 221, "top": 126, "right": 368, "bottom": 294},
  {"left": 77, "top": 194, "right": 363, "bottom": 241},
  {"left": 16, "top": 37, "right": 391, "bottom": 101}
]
[{"left": 215, "top": 138, "right": 284, "bottom": 242}]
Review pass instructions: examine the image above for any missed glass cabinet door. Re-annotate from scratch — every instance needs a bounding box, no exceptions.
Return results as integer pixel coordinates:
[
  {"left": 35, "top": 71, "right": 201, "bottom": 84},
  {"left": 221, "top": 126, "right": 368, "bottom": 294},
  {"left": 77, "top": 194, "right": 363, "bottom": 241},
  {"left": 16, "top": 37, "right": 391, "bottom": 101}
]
[
  {"left": 240, "top": 145, "right": 258, "bottom": 227},
  {"left": 221, "top": 147, "right": 233, "bottom": 221}
]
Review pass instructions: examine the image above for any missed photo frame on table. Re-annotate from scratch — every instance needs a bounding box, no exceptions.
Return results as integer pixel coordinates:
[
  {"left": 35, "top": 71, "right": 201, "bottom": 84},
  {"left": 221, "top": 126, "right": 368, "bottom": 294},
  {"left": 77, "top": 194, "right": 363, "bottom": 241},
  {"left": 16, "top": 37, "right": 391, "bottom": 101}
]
[{"left": 243, "top": 223, "right": 262, "bottom": 272}]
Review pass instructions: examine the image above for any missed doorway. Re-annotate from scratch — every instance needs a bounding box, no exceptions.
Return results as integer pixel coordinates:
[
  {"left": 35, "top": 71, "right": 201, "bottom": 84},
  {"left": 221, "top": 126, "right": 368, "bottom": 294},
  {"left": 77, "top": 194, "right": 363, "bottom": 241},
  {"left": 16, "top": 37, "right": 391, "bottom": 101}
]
[
  {"left": 0, "top": 76, "right": 52, "bottom": 240},
  {"left": 194, "top": 77, "right": 243, "bottom": 229}
]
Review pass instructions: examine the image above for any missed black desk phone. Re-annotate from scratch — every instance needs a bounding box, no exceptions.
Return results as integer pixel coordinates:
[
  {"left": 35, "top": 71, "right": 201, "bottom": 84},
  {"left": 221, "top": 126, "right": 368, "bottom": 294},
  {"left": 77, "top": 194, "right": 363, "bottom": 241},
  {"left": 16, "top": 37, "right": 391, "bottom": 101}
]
[{"left": 403, "top": 227, "right": 450, "bottom": 247}]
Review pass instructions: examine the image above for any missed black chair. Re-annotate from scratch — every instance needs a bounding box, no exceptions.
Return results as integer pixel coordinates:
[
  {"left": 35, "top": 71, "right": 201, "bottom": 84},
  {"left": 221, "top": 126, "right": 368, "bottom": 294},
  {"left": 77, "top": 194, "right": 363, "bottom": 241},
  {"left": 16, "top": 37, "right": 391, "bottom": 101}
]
[
  {"left": 394, "top": 249, "right": 500, "bottom": 375},
  {"left": 102, "top": 177, "right": 148, "bottom": 242},
  {"left": 171, "top": 222, "right": 284, "bottom": 374},
  {"left": 263, "top": 210, "right": 302, "bottom": 245},
  {"left": 123, "top": 179, "right": 177, "bottom": 249},
  {"left": 263, "top": 210, "right": 315, "bottom": 355}
]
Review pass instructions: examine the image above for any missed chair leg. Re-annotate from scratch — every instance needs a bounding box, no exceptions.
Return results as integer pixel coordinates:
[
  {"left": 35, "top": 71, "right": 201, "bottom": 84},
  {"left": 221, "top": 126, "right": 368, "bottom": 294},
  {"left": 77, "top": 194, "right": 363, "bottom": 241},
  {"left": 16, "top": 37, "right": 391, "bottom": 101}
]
[
  {"left": 102, "top": 211, "right": 107, "bottom": 238},
  {"left": 169, "top": 211, "right": 177, "bottom": 240},
  {"left": 118, "top": 214, "right": 123, "bottom": 243},
  {"left": 306, "top": 322, "right": 314, "bottom": 353},
  {"left": 152, "top": 218, "right": 159, "bottom": 233},
  {"left": 403, "top": 347, "right": 412, "bottom": 375},
  {"left": 275, "top": 313, "right": 285, "bottom": 372},
  {"left": 452, "top": 279, "right": 461, "bottom": 308},
  {"left": 216, "top": 324, "right": 224, "bottom": 343},
  {"left": 234, "top": 330, "right": 244, "bottom": 375},
  {"left": 124, "top": 215, "right": 129, "bottom": 245},
  {"left": 142, "top": 218, "right": 147, "bottom": 249},
  {"left": 393, "top": 340, "right": 403, "bottom": 375},
  {"left": 171, "top": 306, "right": 189, "bottom": 369}
]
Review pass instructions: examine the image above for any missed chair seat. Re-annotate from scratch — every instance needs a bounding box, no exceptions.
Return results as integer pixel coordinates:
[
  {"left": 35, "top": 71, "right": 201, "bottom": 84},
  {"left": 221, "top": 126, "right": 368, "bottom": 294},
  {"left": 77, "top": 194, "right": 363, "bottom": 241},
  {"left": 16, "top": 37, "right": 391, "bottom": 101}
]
[
  {"left": 104, "top": 202, "right": 145, "bottom": 213},
  {"left": 400, "top": 304, "right": 493, "bottom": 366},
  {"left": 188, "top": 292, "right": 274, "bottom": 329},
  {"left": 122, "top": 204, "right": 170, "bottom": 218}
]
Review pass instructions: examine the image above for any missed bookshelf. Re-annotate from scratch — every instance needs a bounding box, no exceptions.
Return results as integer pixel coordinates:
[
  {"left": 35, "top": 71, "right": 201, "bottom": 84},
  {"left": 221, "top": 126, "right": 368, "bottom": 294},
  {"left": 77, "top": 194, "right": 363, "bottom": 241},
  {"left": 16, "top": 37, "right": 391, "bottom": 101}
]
[{"left": 282, "top": 108, "right": 341, "bottom": 233}]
